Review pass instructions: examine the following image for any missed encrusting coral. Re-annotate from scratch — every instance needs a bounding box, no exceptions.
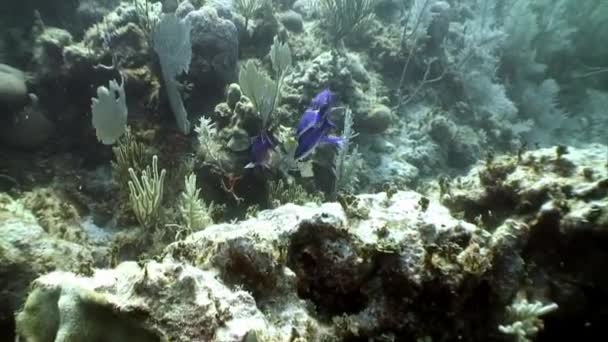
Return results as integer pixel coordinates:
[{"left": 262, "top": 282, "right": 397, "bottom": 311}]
[{"left": 127, "top": 155, "right": 166, "bottom": 230}]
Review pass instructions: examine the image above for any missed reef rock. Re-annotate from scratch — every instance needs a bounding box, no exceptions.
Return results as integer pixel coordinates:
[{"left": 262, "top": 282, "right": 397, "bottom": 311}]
[
  {"left": 15, "top": 190, "right": 532, "bottom": 340},
  {"left": 283, "top": 51, "right": 373, "bottom": 116},
  {"left": 184, "top": 5, "right": 239, "bottom": 91},
  {"left": 355, "top": 103, "right": 394, "bottom": 135},
  {"left": 278, "top": 10, "right": 304, "bottom": 33},
  {"left": 441, "top": 144, "right": 608, "bottom": 338},
  {"left": 0, "top": 104, "right": 54, "bottom": 149},
  {"left": 0, "top": 194, "right": 94, "bottom": 336},
  {"left": 442, "top": 144, "right": 608, "bottom": 231},
  {"left": 0, "top": 64, "right": 28, "bottom": 112},
  {"left": 32, "top": 27, "right": 74, "bottom": 79}
]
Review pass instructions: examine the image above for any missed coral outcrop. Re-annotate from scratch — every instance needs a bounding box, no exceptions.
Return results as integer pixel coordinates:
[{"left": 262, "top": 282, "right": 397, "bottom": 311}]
[
  {"left": 183, "top": 5, "right": 239, "bottom": 93},
  {"left": 7, "top": 144, "right": 608, "bottom": 341},
  {"left": 441, "top": 144, "right": 608, "bottom": 340},
  {"left": 14, "top": 189, "right": 517, "bottom": 341},
  {"left": 0, "top": 194, "right": 94, "bottom": 336}
]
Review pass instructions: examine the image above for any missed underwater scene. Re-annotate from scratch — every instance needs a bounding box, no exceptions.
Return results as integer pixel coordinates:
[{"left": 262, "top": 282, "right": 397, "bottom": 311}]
[{"left": 1, "top": 0, "right": 607, "bottom": 341}]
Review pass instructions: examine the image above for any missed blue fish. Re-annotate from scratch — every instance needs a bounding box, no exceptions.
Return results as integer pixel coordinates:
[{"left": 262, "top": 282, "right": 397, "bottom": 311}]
[
  {"left": 296, "top": 88, "right": 336, "bottom": 137},
  {"left": 294, "top": 89, "right": 343, "bottom": 161},
  {"left": 310, "top": 88, "right": 336, "bottom": 115},
  {"left": 245, "top": 131, "right": 274, "bottom": 169},
  {"left": 296, "top": 108, "right": 319, "bottom": 138},
  {"left": 294, "top": 120, "right": 342, "bottom": 160}
]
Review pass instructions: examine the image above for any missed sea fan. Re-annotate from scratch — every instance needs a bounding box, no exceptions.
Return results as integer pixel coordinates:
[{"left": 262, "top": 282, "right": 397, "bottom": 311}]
[
  {"left": 153, "top": 13, "right": 192, "bottom": 134},
  {"left": 91, "top": 75, "right": 128, "bottom": 145}
]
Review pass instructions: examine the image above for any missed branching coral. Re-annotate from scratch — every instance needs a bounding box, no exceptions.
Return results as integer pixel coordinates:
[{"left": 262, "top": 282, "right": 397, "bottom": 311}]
[
  {"left": 194, "top": 116, "right": 223, "bottom": 164},
  {"left": 127, "top": 155, "right": 166, "bottom": 229},
  {"left": 178, "top": 173, "right": 214, "bottom": 232},
  {"left": 112, "top": 127, "right": 148, "bottom": 192},
  {"left": 498, "top": 295, "right": 558, "bottom": 342}
]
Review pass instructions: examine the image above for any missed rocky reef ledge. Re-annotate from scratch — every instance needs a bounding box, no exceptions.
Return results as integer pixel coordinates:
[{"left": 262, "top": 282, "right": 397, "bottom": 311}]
[{"left": 9, "top": 144, "right": 608, "bottom": 341}]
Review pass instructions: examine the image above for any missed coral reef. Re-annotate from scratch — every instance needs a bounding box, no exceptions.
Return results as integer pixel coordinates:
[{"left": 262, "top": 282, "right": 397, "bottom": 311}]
[
  {"left": 441, "top": 144, "right": 608, "bottom": 340},
  {"left": 1, "top": 0, "right": 607, "bottom": 340},
  {"left": 282, "top": 50, "right": 379, "bottom": 119},
  {"left": 2, "top": 140, "right": 608, "bottom": 340},
  {"left": 7, "top": 188, "right": 522, "bottom": 340}
]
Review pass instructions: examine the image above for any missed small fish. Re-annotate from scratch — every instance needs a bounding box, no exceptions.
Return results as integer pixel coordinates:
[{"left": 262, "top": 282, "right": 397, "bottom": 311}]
[
  {"left": 296, "top": 88, "right": 336, "bottom": 138},
  {"left": 310, "top": 88, "right": 336, "bottom": 115},
  {"left": 294, "top": 89, "right": 343, "bottom": 161},
  {"left": 245, "top": 131, "right": 274, "bottom": 169},
  {"left": 296, "top": 108, "right": 319, "bottom": 138},
  {"left": 294, "top": 114, "right": 342, "bottom": 161}
]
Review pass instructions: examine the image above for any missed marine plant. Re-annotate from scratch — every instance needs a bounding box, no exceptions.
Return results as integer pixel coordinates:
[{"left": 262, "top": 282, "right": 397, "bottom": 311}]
[
  {"left": 395, "top": 0, "right": 446, "bottom": 109},
  {"left": 239, "top": 36, "right": 291, "bottom": 130},
  {"left": 111, "top": 127, "right": 148, "bottom": 192},
  {"left": 239, "top": 61, "right": 277, "bottom": 131},
  {"left": 240, "top": 36, "right": 292, "bottom": 169},
  {"left": 194, "top": 116, "right": 223, "bottom": 164},
  {"left": 127, "top": 155, "right": 167, "bottom": 229},
  {"left": 269, "top": 36, "right": 292, "bottom": 111},
  {"left": 233, "top": 0, "right": 269, "bottom": 30},
  {"left": 268, "top": 179, "right": 324, "bottom": 208},
  {"left": 131, "top": 0, "right": 161, "bottom": 41},
  {"left": 318, "top": 0, "right": 376, "bottom": 46},
  {"left": 331, "top": 107, "right": 362, "bottom": 199},
  {"left": 178, "top": 173, "right": 214, "bottom": 231},
  {"left": 152, "top": 13, "right": 192, "bottom": 134}
]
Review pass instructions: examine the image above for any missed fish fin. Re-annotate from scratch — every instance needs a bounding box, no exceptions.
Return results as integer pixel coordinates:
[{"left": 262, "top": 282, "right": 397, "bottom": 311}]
[
  {"left": 321, "top": 135, "right": 343, "bottom": 146},
  {"left": 244, "top": 162, "right": 256, "bottom": 169},
  {"left": 326, "top": 118, "right": 337, "bottom": 129},
  {"left": 296, "top": 110, "right": 319, "bottom": 137}
]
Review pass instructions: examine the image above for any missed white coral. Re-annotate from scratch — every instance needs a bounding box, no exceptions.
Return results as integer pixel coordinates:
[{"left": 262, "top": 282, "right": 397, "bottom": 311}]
[
  {"left": 91, "top": 76, "right": 128, "bottom": 145},
  {"left": 498, "top": 296, "right": 558, "bottom": 342},
  {"left": 195, "top": 116, "right": 222, "bottom": 163}
]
